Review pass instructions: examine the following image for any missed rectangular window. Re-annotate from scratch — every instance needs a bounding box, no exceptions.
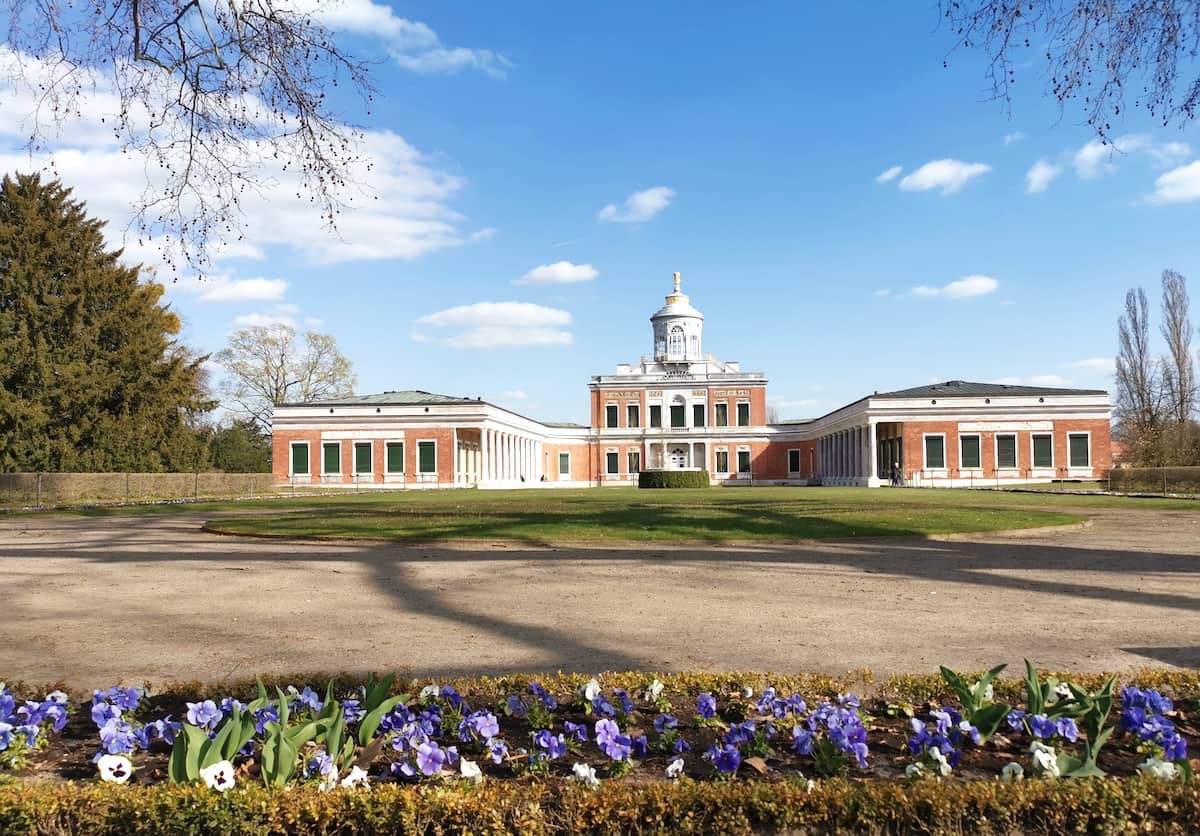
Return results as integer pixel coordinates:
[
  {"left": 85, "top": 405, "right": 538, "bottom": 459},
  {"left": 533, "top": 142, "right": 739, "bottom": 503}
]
[
  {"left": 924, "top": 435, "right": 945, "bottom": 469},
  {"left": 715, "top": 450, "right": 729, "bottom": 473},
  {"left": 1032, "top": 434, "right": 1053, "bottom": 468},
  {"left": 322, "top": 441, "right": 341, "bottom": 474},
  {"left": 385, "top": 441, "right": 404, "bottom": 474},
  {"left": 417, "top": 441, "right": 436, "bottom": 474},
  {"left": 736, "top": 402, "right": 750, "bottom": 427},
  {"left": 670, "top": 404, "right": 686, "bottom": 428},
  {"left": 737, "top": 450, "right": 751, "bottom": 473},
  {"left": 627, "top": 451, "right": 640, "bottom": 473},
  {"left": 996, "top": 434, "right": 1017, "bottom": 469},
  {"left": 788, "top": 449, "right": 801, "bottom": 473},
  {"left": 558, "top": 452, "right": 570, "bottom": 476},
  {"left": 290, "top": 443, "right": 309, "bottom": 475},
  {"left": 605, "top": 404, "right": 618, "bottom": 428},
  {"left": 693, "top": 404, "right": 706, "bottom": 427},
  {"left": 354, "top": 441, "right": 373, "bottom": 474},
  {"left": 627, "top": 404, "right": 640, "bottom": 428},
  {"left": 715, "top": 403, "right": 728, "bottom": 427},
  {"left": 606, "top": 451, "right": 619, "bottom": 474},
  {"left": 1068, "top": 433, "right": 1090, "bottom": 468},
  {"left": 960, "top": 435, "right": 981, "bottom": 469},
  {"left": 649, "top": 405, "right": 662, "bottom": 428}
]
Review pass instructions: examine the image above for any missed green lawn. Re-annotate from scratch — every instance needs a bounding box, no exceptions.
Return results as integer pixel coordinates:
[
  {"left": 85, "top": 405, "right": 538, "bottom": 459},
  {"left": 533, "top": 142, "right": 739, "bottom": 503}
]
[{"left": 191, "top": 486, "right": 1104, "bottom": 544}]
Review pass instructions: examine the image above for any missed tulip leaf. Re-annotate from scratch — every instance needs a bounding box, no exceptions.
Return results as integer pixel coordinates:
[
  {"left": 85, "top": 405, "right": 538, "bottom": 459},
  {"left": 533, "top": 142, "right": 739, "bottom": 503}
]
[
  {"left": 182, "top": 723, "right": 208, "bottom": 780},
  {"left": 968, "top": 702, "right": 1011, "bottom": 742},
  {"left": 365, "top": 674, "right": 397, "bottom": 712},
  {"left": 167, "top": 733, "right": 190, "bottom": 784},
  {"left": 358, "top": 695, "right": 407, "bottom": 746},
  {"left": 200, "top": 712, "right": 239, "bottom": 769}
]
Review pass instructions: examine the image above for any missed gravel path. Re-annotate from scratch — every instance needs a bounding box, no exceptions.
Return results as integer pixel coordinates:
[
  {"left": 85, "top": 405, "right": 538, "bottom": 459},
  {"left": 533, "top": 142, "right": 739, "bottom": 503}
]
[{"left": 1, "top": 505, "right": 1197, "bottom": 688}]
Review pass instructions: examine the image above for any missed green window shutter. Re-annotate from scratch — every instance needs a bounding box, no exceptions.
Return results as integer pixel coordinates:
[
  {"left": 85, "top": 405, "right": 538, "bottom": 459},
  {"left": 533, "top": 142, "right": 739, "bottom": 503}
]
[
  {"left": 715, "top": 404, "right": 728, "bottom": 426},
  {"left": 386, "top": 442, "right": 404, "bottom": 473},
  {"left": 924, "top": 436, "right": 945, "bottom": 469},
  {"left": 1069, "top": 434, "right": 1089, "bottom": 467},
  {"left": 291, "top": 445, "right": 309, "bottom": 474},
  {"left": 693, "top": 404, "right": 705, "bottom": 426},
  {"left": 737, "top": 450, "right": 751, "bottom": 472},
  {"left": 606, "top": 452, "right": 618, "bottom": 474},
  {"left": 323, "top": 442, "right": 340, "bottom": 474},
  {"left": 996, "top": 435, "right": 1017, "bottom": 468},
  {"left": 606, "top": 405, "right": 618, "bottom": 427},
  {"left": 1033, "top": 435, "right": 1053, "bottom": 468},
  {"left": 650, "top": 406, "right": 662, "bottom": 428},
  {"left": 558, "top": 452, "right": 570, "bottom": 475},
  {"left": 736, "top": 403, "right": 750, "bottom": 426},
  {"left": 355, "top": 443, "right": 372, "bottom": 473},
  {"left": 960, "top": 436, "right": 980, "bottom": 469},
  {"left": 670, "top": 405, "right": 685, "bottom": 427},
  {"left": 418, "top": 441, "right": 436, "bottom": 474}
]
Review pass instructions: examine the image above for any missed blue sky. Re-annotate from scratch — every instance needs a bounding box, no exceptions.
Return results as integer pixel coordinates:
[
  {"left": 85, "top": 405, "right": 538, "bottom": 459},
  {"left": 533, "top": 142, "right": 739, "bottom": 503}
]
[{"left": 3, "top": 2, "right": 1199, "bottom": 424}]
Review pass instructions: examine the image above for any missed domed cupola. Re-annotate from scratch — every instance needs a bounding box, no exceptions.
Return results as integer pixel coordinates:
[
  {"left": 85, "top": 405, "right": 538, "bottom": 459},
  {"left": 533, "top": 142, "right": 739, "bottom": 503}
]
[{"left": 651, "top": 272, "right": 704, "bottom": 363}]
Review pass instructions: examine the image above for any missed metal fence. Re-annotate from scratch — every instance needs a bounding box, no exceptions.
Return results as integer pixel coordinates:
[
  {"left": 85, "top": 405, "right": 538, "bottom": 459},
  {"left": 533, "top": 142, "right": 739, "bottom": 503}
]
[{"left": 0, "top": 472, "right": 281, "bottom": 507}]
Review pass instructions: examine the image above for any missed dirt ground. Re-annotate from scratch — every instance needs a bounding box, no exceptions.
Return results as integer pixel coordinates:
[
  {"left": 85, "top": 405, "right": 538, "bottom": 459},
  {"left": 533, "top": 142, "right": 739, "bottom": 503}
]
[{"left": 1, "top": 504, "right": 1197, "bottom": 689}]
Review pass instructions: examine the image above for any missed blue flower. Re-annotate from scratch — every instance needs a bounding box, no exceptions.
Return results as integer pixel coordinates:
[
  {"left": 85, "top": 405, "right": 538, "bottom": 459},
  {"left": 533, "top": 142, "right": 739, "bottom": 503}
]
[
  {"left": 591, "top": 696, "right": 616, "bottom": 717},
  {"left": 632, "top": 734, "right": 649, "bottom": 758},
  {"left": 342, "top": 699, "right": 364, "bottom": 724},
  {"left": 486, "top": 737, "right": 509, "bottom": 764},
  {"left": 725, "top": 721, "right": 757, "bottom": 746},
  {"left": 697, "top": 693, "right": 717, "bottom": 720},
  {"left": 1029, "top": 714, "right": 1056, "bottom": 740},
  {"left": 613, "top": 689, "right": 635, "bottom": 715},
  {"left": 528, "top": 682, "right": 558, "bottom": 710},
  {"left": 91, "top": 701, "right": 119, "bottom": 728},
  {"left": 594, "top": 718, "right": 620, "bottom": 748},
  {"left": 97, "top": 718, "right": 137, "bottom": 756},
  {"left": 564, "top": 720, "right": 588, "bottom": 742},
  {"left": 1055, "top": 717, "right": 1079, "bottom": 742},
  {"left": 439, "top": 686, "right": 465, "bottom": 711},
  {"left": 674, "top": 737, "right": 692, "bottom": 754},
  {"left": 791, "top": 726, "right": 813, "bottom": 756},
  {"left": 416, "top": 741, "right": 446, "bottom": 775},
  {"left": 307, "top": 750, "right": 335, "bottom": 778},
  {"left": 506, "top": 695, "right": 528, "bottom": 717},
  {"left": 460, "top": 710, "right": 500, "bottom": 741},
  {"left": 1006, "top": 709, "right": 1027, "bottom": 731},
  {"left": 533, "top": 730, "right": 566, "bottom": 760},
  {"left": 293, "top": 687, "right": 323, "bottom": 714},
  {"left": 707, "top": 743, "right": 741, "bottom": 774},
  {"left": 185, "top": 700, "right": 222, "bottom": 731},
  {"left": 653, "top": 714, "right": 678, "bottom": 733},
  {"left": 253, "top": 705, "right": 279, "bottom": 735}
]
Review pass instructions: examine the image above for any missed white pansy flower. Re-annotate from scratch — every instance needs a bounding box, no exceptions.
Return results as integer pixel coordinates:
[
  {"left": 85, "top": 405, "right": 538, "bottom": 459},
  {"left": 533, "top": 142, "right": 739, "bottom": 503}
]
[
  {"left": 339, "top": 765, "right": 370, "bottom": 788},
  {"left": 460, "top": 759, "right": 483, "bottom": 785},
  {"left": 319, "top": 770, "right": 338, "bottom": 792},
  {"left": 199, "top": 760, "right": 236, "bottom": 792},
  {"left": 666, "top": 757, "right": 684, "bottom": 779},
  {"left": 571, "top": 762, "right": 600, "bottom": 788},
  {"left": 419, "top": 684, "right": 440, "bottom": 701},
  {"left": 644, "top": 679, "right": 664, "bottom": 702},
  {"left": 905, "top": 762, "right": 925, "bottom": 779},
  {"left": 1028, "top": 741, "right": 1059, "bottom": 777},
  {"left": 972, "top": 681, "right": 994, "bottom": 702},
  {"left": 581, "top": 679, "right": 601, "bottom": 702},
  {"left": 1001, "top": 762, "right": 1024, "bottom": 781},
  {"left": 97, "top": 754, "right": 134, "bottom": 784},
  {"left": 1138, "top": 757, "right": 1180, "bottom": 781},
  {"left": 47, "top": 690, "right": 69, "bottom": 704},
  {"left": 742, "top": 686, "right": 754, "bottom": 699},
  {"left": 928, "top": 747, "right": 952, "bottom": 777}
]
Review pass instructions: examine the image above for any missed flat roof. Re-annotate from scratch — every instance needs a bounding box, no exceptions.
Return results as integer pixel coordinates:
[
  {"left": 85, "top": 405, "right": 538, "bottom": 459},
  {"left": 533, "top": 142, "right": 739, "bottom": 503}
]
[{"left": 873, "top": 380, "right": 1108, "bottom": 399}]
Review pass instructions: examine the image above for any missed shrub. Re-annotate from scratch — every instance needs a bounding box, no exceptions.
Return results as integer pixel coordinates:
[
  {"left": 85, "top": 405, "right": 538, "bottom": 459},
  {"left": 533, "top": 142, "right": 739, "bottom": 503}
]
[
  {"left": 638, "top": 471, "right": 711, "bottom": 489},
  {"left": 1109, "top": 467, "right": 1200, "bottom": 494}
]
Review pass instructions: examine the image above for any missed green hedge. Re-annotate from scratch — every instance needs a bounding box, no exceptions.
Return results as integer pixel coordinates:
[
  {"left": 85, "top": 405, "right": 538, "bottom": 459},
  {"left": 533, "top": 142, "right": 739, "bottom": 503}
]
[
  {"left": 1108, "top": 466, "right": 1200, "bottom": 494},
  {"left": 638, "top": 470, "right": 711, "bottom": 489},
  {"left": 3, "top": 777, "right": 1200, "bottom": 835}
]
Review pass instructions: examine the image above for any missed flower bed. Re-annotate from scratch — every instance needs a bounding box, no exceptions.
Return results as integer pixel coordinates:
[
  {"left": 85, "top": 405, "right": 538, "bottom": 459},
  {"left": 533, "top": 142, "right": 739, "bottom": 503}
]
[{"left": 1, "top": 667, "right": 1197, "bottom": 832}]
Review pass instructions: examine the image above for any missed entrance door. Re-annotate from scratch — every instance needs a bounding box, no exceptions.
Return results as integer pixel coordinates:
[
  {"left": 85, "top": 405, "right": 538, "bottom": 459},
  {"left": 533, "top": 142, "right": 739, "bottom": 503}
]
[{"left": 669, "top": 447, "right": 688, "bottom": 469}]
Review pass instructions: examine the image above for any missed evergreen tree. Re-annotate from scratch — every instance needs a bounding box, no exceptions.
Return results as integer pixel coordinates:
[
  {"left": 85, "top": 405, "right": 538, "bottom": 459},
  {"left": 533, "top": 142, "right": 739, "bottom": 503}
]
[
  {"left": 206, "top": 418, "right": 272, "bottom": 473},
  {"left": 0, "top": 173, "right": 214, "bottom": 472}
]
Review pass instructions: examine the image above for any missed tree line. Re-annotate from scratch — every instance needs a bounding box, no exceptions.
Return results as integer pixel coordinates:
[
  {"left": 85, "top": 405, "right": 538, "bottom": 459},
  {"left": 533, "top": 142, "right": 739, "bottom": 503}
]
[
  {"left": 1115, "top": 271, "right": 1199, "bottom": 467},
  {"left": 0, "top": 173, "right": 354, "bottom": 474}
]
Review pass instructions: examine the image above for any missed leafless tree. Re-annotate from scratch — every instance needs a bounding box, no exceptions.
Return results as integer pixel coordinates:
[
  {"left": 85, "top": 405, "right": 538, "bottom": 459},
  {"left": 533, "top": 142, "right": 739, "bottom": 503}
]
[
  {"left": 1114, "top": 286, "right": 1165, "bottom": 463},
  {"left": 215, "top": 323, "right": 356, "bottom": 431},
  {"left": 1160, "top": 269, "right": 1195, "bottom": 425},
  {"left": 2, "top": 0, "right": 374, "bottom": 271},
  {"left": 941, "top": 1, "right": 1200, "bottom": 139}
]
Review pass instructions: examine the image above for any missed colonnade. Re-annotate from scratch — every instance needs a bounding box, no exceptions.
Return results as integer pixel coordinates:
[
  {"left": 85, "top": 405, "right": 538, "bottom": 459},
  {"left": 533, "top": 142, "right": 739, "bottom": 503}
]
[
  {"left": 817, "top": 423, "right": 878, "bottom": 485},
  {"left": 478, "top": 428, "right": 542, "bottom": 484}
]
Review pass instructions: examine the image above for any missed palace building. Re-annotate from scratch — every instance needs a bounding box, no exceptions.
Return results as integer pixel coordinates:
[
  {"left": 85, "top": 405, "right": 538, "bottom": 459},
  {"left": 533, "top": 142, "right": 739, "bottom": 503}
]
[{"left": 271, "top": 274, "right": 1113, "bottom": 488}]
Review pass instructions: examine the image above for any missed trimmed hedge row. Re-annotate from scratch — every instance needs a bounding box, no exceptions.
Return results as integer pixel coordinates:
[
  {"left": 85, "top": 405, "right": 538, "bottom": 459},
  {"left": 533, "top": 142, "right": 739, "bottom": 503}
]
[
  {"left": 637, "top": 470, "right": 711, "bottom": 489},
  {"left": 1109, "top": 466, "right": 1200, "bottom": 494},
  {"left": 3, "top": 776, "right": 1200, "bottom": 835}
]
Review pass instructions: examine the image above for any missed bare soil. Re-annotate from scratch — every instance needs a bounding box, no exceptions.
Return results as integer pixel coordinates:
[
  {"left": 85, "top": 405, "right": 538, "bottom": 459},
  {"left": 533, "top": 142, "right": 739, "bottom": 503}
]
[{"left": 0, "top": 505, "right": 1197, "bottom": 689}]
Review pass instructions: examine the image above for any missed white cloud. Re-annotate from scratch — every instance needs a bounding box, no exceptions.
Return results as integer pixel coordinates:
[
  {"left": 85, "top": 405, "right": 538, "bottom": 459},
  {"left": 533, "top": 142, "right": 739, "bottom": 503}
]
[
  {"left": 1004, "top": 131, "right": 1026, "bottom": 145},
  {"left": 1068, "top": 357, "right": 1115, "bottom": 371},
  {"left": 1072, "top": 134, "right": 1190, "bottom": 179},
  {"left": 392, "top": 47, "right": 512, "bottom": 78},
  {"left": 233, "top": 312, "right": 296, "bottom": 329},
  {"left": 911, "top": 275, "right": 999, "bottom": 299},
  {"left": 493, "top": 389, "right": 528, "bottom": 400},
  {"left": 275, "top": 303, "right": 301, "bottom": 315},
  {"left": 470, "top": 227, "right": 497, "bottom": 242},
  {"left": 597, "top": 186, "right": 675, "bottom": 223},
  {"left": 415, "top": 301, "right": 572, "bottom": 349},
  {"left": 0, "top": 48, "right": 484, "bottom": 271},
  {"left": 897, "top": 159, "right": 991, "bottom": 195},
  {"left": 195, "top": 278, "right": 288, "bottom": 303},
  {"left": 1025, "top": 158, "right": 1062, "bottom": 194},
  {"left": 992, "top": 374, "right": 1070, "bottom": 387},
  {"left": 515, "top": 261, "right": 598, "bottom": 285},
  {"left": 873, "top": 288, "right": 891, "bottom": 297},
  {"left": 303, "top": 316, "right": 325, "bottom": 328},
  {"left": 1148, "top": 160, "right": 1200, "bottom": 204},
  {"left": 875, "top": 165, "right": 902, "bottom": 184}
]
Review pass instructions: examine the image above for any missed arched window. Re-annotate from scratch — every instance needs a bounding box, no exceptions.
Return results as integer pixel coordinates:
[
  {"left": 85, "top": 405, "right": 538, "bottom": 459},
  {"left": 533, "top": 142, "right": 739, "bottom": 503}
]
[
  {"left": 689, "top": 334, "right": 699, "bottom": 356},
  {"left": 668, "top": 326, "right": 684, "bottom": 356}
]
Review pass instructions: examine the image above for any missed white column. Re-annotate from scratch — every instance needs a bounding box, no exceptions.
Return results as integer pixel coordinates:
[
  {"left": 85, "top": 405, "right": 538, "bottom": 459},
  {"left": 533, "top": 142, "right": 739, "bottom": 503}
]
[
  {"left": 481, "top": 430, "right": 490, "bottom": 482},
  {"left": 868, "top": 422, "right": 878, "bottom": 484}
]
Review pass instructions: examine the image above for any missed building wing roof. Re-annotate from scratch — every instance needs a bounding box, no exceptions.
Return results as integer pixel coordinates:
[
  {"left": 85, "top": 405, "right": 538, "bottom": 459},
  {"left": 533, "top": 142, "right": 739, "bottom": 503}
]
[
  {"left": 284, "top": 390, "right": 481, "bottom": 407},
  {"left": 872, "top": 380, "right": 1108, "bottom": 399}
]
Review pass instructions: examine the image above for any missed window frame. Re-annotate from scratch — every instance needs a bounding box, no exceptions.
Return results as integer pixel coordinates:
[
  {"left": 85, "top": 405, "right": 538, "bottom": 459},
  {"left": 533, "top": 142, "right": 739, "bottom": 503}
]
[
  {"left": 353, "top": 440, "right": 373, "bottom": 476},
  {"left": 715, "top": 448, "right": 729, "bottom": 474},
  {"left": 1031, "top": 433, "right": 1054, "bottom": 469},
  {"left": 626, "top": 403, "right": 640, "bottom": 428},
  {"left": 384, "top": 440, "right": 405, "bottom": 475},
  {"left": 922, "top": 433, "right": 947, "bottom": 471},
  {"left": 669, "top": 403, "right": 686, "bottom": 428},
  {"left": 668, "top": 325, "right": 685, "bottom": 356},
  {"left": 959, "top": 433, "right": 982, "bottom": 470},
  {"left": 787, "top": 448, "right": 801, "bottom": 474},
  {"left": 692, "top": 403, "right": 706, "bottom": 427},
  {"left": 736, "top": 401, "right": 750, "bottom": 427},
  {"left": 649, "top": 404, "right": 662, "bottom": 428},
  {"left": 994, "top": 433, "right": 1017, "bottom": 470},
  {"left": 558, "top": 451, "right": 571, "bottom": 477},
  {"left": 322, "top": 441, "right": 342, "bottom": 476},
  {"left": 1067, "top": 431, "right": 1091, "bottom": 468},
  {"left": 736, "top": 447, "right": 751, "bottom": 474},
  {"left": 417, "top": 440, "right": 437, "bottom": 475},
  {"left": 714, "top": 402, "right": 729, "bottom": 427},
  {"left": 289, "top": 441, "right": 310, "bottom": 477},
  {"left": 627, "top": 449, "right": 640, "bottom": 473},
  {"left": 605, "top": 403, "right": 619, "bottom": 428}
]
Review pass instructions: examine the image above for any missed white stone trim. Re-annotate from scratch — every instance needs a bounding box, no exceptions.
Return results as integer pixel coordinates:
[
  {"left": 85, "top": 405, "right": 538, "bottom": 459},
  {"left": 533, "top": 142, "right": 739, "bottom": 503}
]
[
  {"left": 289, "top": 441, "right": 311, "bottom": 481},
  {"left": 416, "top": 439, "right": 438, "bottom": 476},
  {"left": 922, "top": 432, "right": 947, "bottom": 472},
  {"left": 958, "top": 433, "right": 982, "bottom": 470},
  {"left": 1067, "top": 430, "right": 1092, "bottom": 469},
  {"left": 993, "top": 432, "right": 1018, "bottom": 470},
  {"left": 1030, "top": 432, "right": 1054, "bottom": 470},
  {"left": 352, "top": 440, "right": 374, "bottom": 478}
]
